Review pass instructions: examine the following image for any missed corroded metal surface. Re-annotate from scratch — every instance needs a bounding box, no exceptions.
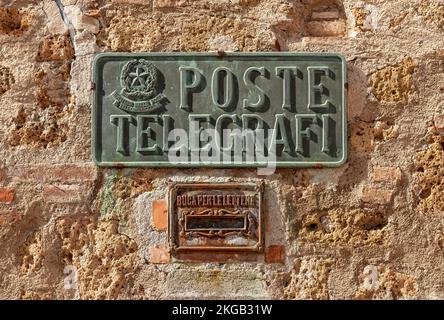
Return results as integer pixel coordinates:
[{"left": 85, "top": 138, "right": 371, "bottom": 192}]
[
  {"left": 169, "top": 182, "right": 264, "bottom": 252},
  {"left": 92, "top": 52, "right": 347, "bottom": 167}
]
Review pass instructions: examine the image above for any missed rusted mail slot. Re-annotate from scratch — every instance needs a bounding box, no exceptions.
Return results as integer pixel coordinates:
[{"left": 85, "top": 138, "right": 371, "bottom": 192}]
[{"left": 169, "top": 182, "right": 264, "bottom": 253}]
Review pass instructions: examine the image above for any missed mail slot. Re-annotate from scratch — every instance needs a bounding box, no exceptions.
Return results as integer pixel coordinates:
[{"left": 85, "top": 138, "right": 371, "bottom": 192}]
[{"left": 185, "top": 215, "right": 246, "bottom": 231}]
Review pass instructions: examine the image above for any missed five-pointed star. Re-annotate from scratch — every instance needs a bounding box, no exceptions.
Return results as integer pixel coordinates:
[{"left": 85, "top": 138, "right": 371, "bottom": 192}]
[{"left": 129, "top": 67, "right": 149, "bottom": 86}]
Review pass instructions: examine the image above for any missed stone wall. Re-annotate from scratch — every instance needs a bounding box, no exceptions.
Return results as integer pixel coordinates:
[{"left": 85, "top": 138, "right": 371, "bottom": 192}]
[{"left": 0, "top": 0, "right": 443, "bottom": 299}]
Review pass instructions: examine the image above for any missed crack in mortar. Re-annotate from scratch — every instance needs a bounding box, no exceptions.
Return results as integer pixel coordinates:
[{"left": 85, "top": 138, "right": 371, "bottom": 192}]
[{"left": 55, "top": 0, "right": 77, "bottom": 53}]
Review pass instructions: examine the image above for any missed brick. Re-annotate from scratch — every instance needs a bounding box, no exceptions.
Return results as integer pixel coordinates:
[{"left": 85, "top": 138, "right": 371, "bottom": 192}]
[
  {"left": 112, "top": 0, "right": 150, "bottom": 3},
  {"left": 12, "top": 164, "right": 97, "bottom": 183},
  {"left": 371, "top": 166, "right": 402, "bottom": 184},
  {"left": 0, "top": 188, "right": 14, "bottom": 203},
  {"left": 149, "top": 245, "right": 170, "bottom": 264},
  {"left": 153, "top": 0, "right": 186, "bottom": 8},
  {"left": 265, "top": 245, "right": 285, "bottom": 264},
  {"left": 152, "top": 199, "right": 168, "bottom": 231},
  {"left": 306, "top": 20, "right": 346, "bottom": 37},
  {"left": 434, "top": 114, "right": 444, "bottom": 134},
  {"left": 43, "top": 184, "right": 82, "bottom": 203},
  {"left": 311, "top": 10, "right": 340, "bottom": 20},
  {"left": 85, "top": 9, "right": 100, "bottom": 18},
  {"left": 361, "top": 186, "right": 393, "bottom": 205}
]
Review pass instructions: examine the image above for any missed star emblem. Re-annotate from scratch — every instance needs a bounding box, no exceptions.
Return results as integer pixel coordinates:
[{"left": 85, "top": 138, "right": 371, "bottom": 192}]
[
  {"left": 114, "top": 59, "right": 166, "bottom": 113},
  {"left": 129, "top": 66, "right": 149, "bottom": 88}
]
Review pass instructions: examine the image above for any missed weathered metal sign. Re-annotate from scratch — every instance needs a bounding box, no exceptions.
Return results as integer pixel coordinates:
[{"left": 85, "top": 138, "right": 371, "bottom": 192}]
[
  {"left": 169, "top": 182, "right": 264, "bottom": 252},
  {"left": 92, "top": 53, "right": 346, "bottom": 167}
]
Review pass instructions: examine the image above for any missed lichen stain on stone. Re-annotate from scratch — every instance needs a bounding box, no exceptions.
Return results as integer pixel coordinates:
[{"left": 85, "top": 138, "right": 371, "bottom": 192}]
[
  {"left": 370, "top": 57, "right": 416, "bottom": 104},
  {"left": 279, "top": 170, "right": 311, "bottom": 239},
  {"left": 56, "top": 216, "right": 139, "bottom": 299},
  {"left": 298, "top": 209, "right": 387, "bottom": 246},
  {"left": 414, "top": 128, "right": 444, "bottom": 214},
  {"left": 98, "top": 168, "right": 153, "bottom": 226},
  {"left": 112, "top": 174, "right": 154, "bottom": 200},
  {"left": 100, "top": 172, "right": 118, "bottom": 217}
]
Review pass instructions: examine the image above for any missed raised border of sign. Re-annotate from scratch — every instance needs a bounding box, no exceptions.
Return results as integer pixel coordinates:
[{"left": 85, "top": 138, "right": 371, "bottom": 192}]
[
  {"left": 168, "top": 182, "right": 265, "bottom": 253},
  {"left": 92, "top": 52, "right": 347, "bottom": 168}
]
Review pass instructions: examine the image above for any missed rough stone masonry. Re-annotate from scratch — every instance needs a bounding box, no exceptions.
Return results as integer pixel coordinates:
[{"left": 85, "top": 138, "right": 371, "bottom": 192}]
[{"left": 0, "top": 0, "right": 443, "bottom": 300}]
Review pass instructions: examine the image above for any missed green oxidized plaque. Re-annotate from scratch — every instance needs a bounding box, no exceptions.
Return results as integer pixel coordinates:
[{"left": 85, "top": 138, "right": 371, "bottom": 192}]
[{"left": 92, "top": 52, "right": 347, "bottom": 167}]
